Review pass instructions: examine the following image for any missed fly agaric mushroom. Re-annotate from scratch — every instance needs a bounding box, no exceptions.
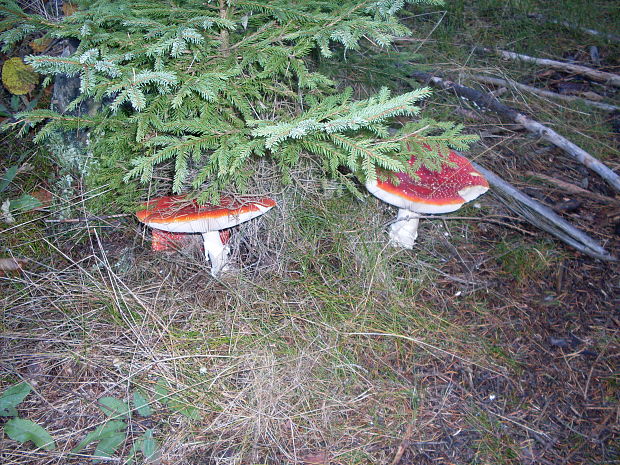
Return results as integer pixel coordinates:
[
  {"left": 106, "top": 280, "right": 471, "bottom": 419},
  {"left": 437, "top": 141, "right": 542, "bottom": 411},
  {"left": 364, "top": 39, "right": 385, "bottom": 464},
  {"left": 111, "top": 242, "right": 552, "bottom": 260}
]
[
  {"left": 366, "top": 150, "right": 489, "bottom": 249},
  {"left": 136, "top": 195, "right": 276, "bottom": 276}
]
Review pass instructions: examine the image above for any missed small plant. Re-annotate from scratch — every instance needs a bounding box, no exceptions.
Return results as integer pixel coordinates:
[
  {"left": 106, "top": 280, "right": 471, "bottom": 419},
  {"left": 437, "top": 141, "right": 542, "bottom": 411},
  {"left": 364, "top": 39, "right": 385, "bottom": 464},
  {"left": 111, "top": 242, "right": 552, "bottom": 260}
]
[
  {"left": 72, "top": 380, "right": 201, "bottom": 462},
  {"left": 0, "top": 153, "right": 44, "bottom": 223},
  {"left": 152, "top": 377, "right": 201, "bottom": 420},
  {"left": 0, "top": 381, "right": 56, "bottom": 451},
  {"left": 0, "top": 89, "right": 43, "bottom": 122},
  {"left": 494, "top": 240, "right": 558, "bottom": 284},
  {"left": 72, "top": 390, "right": 160, "bottom": 463}
]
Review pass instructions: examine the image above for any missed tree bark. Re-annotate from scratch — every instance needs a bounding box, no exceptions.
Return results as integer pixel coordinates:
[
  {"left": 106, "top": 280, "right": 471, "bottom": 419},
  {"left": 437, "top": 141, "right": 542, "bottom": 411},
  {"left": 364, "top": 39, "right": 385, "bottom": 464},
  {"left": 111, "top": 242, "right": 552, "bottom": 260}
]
[
  {"left": 219, "top": 0, "right": 230, "bottom": 56},
  {"left": 48, "top": 39, "right": 101, "bottom": 218}
]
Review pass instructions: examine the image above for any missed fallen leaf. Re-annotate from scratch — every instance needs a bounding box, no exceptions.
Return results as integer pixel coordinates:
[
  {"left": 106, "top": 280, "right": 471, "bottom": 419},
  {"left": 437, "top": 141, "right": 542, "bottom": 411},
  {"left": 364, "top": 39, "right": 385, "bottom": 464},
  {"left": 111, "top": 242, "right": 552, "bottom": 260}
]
[
  {"left": 29, "top": 38, "right": 52, "bottom": 53},
  {"left": 29, "top": 188, "right": 52, "bottom": 210},
  {"left": 301, "top": 451, "right": 329, "bottom": 465},
  {"left": 2, "top": 58, "right": 39, "bottom": 95},
  {"left": 62, "top": 2, "right": 78, "bottom": 16},
  {"left": 0, "top": 257, "right": 26, "bottom": 273}
]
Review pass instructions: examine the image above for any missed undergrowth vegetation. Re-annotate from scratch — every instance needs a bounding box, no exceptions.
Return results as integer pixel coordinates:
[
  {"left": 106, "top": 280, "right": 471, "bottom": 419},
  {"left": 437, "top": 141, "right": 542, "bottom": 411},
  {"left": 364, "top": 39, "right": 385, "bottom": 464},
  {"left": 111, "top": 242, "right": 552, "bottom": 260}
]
[{"left": 1, "top": 0, "right": 619, "bottom": 464}]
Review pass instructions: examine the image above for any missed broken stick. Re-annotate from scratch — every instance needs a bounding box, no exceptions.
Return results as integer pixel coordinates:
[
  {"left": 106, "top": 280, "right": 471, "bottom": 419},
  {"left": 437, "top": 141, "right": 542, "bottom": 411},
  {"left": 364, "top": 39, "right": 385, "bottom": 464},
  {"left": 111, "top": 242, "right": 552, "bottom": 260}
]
[
  {"left": 475, "top": 48, "right": 620, "bottom": 88},
  {"left": 470, "top": 74, "right": 619, "bottom": 112},
  {"left": 525, "top": 171, "right": 619, "bottom": 204},
  {"left": 472, "top": 163, "right": 615, "bottom": 261},
  {"left": 410, "top": 71, "right": 620, "bottom": 193}
]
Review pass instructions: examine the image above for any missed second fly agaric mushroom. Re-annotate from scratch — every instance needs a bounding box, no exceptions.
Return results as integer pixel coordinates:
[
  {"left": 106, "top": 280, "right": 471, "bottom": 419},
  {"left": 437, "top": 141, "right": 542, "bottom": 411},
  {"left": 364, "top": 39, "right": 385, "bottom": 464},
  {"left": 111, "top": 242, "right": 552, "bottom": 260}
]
[
  {"left": 136, "top": 195, "right": 276, "bottom": 276},
  {"left": 366, "top": 150, "right": 489, "bottom": 249}
]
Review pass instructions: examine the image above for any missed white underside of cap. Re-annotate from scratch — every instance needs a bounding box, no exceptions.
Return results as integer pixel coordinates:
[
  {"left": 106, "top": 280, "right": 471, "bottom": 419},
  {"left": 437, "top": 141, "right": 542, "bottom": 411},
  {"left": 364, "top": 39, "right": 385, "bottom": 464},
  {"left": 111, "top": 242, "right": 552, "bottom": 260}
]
[
  {"left": 144, "top": 204, "right": 273, "bottom": 233},
  {"left": 458, "top": 185, "right": 489, "bottom": 202},
  {"left": 366, "top": 181, "right": 488, "bottom": 214}
]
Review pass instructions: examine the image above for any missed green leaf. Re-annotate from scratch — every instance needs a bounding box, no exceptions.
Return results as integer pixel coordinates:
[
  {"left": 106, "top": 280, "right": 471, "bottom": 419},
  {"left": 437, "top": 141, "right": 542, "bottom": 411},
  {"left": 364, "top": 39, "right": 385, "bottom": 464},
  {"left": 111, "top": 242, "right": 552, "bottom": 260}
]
[
  {"left": 153, "top": 378, "right": 200, "bottom": 420},
  {"left": 5, "top": 418, "right": 56, "bottom": 451},
  {"left": 127, "top": 429, "right": 159, "bottom": 464},
  {"left": 132, "top": 391, "right": 152, "bottom": 417},
  {"left": 153, "top": 378, "right": 169, "bottom": 403},
  {"left": 141, "top": 429, "right": 160, "bottom": 462},
  {"left": 1, "top": 405, "right": 18, "bottom": 417},
  {"left": 168, "top": 399, "right": 201, "bottom": 420},
  {"left": 71, "top": 420, "right": 126, "bottom": 453},
  {"left": 93, "top": 432, "right": 125, "bottom": 463},
  {"left": 0, "top": 382, "right": 31, "bottom": 416},
  {"left": 98, "top": 396, "right": 130, "bottom": 418},
  {"left": 9, "top": 194, "right": 42, "bottom": 212},
  {"left": 126, "top": 441, "right": 139, "bottom": 465},
  {"left": 0, "top": 152, "right": 27, "bottom": 194}
]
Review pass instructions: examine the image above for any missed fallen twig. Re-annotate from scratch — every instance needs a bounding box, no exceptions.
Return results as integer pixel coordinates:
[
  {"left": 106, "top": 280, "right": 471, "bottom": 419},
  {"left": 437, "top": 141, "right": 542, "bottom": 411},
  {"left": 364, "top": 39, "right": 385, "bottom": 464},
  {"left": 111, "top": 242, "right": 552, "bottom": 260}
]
[
  {"left": 527, "top": 13, "right": 620, "bottom": 43},
  {"left": 475, "top": 48, "right": 620, "bottom": 87},
  {"left": 390, "top": 422, "right": 414, "bottom": 465},
  {"left": 525, "top": 171, "right": 619, "bottom": 204},
  {"left": 470, "top": 74, "right": 620, "bottom": 112},
  {"left": 473, "top": 163, "right": 615, "bottom": 261},
  {"left": 43, "top": 213, "right": 130, "bottom": 223},
  {"left": 417, "top": 215, "right": 536, "bottom": 236},
  {"left": 411, "top": 71, "right": 620, "bottom": 193}
]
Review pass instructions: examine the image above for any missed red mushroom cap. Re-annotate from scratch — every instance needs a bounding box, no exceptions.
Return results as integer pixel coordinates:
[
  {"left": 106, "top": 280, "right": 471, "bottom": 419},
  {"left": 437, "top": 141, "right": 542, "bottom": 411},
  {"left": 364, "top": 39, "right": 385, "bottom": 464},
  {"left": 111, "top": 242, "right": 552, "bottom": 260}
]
[
  {"left": 366, "top": 150, "right": 489, "bottom": 214},
  {"left": 136, "top": 195, "right": 276, "bottom": 233}
]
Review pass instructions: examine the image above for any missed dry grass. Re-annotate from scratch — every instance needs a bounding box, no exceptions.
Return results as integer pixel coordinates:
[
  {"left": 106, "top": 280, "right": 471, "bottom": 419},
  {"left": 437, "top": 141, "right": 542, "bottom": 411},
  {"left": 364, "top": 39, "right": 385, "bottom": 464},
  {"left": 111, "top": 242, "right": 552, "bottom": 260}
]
[
  {"left": 2, "top": 1, "right": 619, "bottom": 464},
  {"left": 2, "top": 180, "right": 618, "bottom": 464},
  {"left": 1, "top": 181, "right": 515, "bottom": 464}
]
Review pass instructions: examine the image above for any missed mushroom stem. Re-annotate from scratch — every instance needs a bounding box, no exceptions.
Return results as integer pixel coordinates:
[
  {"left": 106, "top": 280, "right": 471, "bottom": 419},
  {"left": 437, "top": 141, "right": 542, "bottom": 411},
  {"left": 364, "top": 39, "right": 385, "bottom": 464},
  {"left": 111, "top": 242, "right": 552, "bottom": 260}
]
[
  {"left": 201, "top": 231, "right": 231, "bottom": 277},
  {"left": 388, "top": 209, "right": 420, "bottom": 249}
]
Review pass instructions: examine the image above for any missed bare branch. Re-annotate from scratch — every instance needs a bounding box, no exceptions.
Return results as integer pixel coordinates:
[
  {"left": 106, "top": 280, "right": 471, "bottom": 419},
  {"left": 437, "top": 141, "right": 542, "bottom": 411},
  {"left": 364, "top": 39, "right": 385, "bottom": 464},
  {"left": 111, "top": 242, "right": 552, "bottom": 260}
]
[
  {"left": 475, "top": 48, "right": 620, "bottom": 87},
  {"left": 470, "top": 74, "right": 619, "bottom": 112},
  {"left": 411, "top": 71, "right": 620, "bottom": 193}
]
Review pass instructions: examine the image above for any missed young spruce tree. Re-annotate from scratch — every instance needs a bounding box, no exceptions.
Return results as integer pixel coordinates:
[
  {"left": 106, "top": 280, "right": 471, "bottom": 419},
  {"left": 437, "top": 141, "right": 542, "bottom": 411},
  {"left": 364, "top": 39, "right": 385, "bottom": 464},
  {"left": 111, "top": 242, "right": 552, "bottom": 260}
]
[{"left": 1, "top": 0, "right": 477, "bottom": 206}]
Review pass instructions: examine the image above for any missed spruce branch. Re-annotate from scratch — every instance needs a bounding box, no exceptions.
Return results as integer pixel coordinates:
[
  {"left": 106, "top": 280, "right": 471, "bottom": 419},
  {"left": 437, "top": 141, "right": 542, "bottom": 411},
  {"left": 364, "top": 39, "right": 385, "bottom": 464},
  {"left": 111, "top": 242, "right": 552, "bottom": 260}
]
[{"left": 5, "top": 0, "right": 476, "bottom": 204}]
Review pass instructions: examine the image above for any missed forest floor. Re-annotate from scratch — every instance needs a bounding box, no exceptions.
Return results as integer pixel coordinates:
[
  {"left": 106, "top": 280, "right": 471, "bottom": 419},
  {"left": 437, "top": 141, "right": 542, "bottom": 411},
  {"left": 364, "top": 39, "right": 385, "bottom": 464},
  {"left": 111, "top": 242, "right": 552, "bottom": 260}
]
[{"left": 1, "top": 1, "right": 619, "bottom": 464}]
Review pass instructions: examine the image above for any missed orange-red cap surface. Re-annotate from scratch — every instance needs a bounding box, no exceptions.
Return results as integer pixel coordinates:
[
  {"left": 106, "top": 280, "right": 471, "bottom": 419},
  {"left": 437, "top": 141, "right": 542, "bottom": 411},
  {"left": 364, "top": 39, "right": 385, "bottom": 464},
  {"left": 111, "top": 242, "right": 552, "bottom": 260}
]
[
  {"left": 367, "top": 150, "right": 489, "bottom": 214},
  {"left": 136, "top": 195, "right": 276, "bottom": 233}
]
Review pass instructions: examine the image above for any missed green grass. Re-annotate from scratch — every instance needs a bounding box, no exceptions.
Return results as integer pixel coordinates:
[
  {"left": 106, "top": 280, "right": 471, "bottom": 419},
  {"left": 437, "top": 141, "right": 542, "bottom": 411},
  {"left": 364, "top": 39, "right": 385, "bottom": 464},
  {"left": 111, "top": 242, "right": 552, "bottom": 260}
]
[
  {"left": 494, "top": 239, "right": 558, "bottom": 284},
  {"left": 400, "top": 0, "right": 620, "bottom": 167},
  {"left": 466, "top": 408, "right": 521, "bottom": 465}
]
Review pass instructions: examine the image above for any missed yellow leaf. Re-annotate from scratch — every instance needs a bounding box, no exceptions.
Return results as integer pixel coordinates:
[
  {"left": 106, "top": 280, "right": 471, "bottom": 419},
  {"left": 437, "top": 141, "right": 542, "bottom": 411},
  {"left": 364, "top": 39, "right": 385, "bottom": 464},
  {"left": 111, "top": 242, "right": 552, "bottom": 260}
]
[
  {"left": 62, "top": 2, "right": 78, "bottom": 16},
  {"left": 2, "top": 58, "right": 39, "bottom": 95},
  {"left": 29, "top": 37, "right": 52, "bottom": 53}
]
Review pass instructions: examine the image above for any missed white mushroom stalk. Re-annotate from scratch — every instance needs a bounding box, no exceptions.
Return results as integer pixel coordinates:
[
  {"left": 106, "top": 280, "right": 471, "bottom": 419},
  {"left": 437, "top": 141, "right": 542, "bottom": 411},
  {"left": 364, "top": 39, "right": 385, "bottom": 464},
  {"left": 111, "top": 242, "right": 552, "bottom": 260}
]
[
  {"left": 389, "top": 209, "right": 421, "bottom": 249},
  {"left": 366, "top": 149, "right": 490, "bottom": 248},
  {"left": 202, "top": 231, "right": 231, "bottom": 277}
]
